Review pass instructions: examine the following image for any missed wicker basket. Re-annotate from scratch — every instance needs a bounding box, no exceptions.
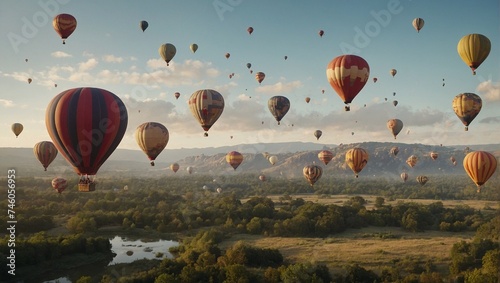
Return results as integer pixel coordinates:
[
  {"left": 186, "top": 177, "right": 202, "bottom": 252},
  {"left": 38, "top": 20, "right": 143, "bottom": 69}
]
[{"left": 78, "top": 182, "right": 96, "bottom": 192}]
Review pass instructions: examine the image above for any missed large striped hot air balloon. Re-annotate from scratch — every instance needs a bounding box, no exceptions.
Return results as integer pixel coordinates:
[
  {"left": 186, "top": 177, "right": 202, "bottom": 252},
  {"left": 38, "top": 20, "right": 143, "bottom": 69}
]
[
  {"left": 387, "top": 119, "right": 403, "bottom": 139},
  {"left": 326, "top": 55, "right": 369, "bottom": 111},
  {"left": 33, "top": 141, "right": 58, "bottom": 171},
  {"left": 188, "top": 89, "right": 225, "bottom": 136},
  {"left": 53, "top": 14, "right": 77, "bottom": 44},
  {"left": 226, "top": 151, "right": 243, "bottom": 170},
  {"left": 303, "top": 165, "right": 323, "bottom": 186},
  {"left": 345, "top": 148, "right": 369, "bottom": 178},
  {"left": 452, "top": 93, "right": 482, "bottom": 131},
  {"left": 463, "top": 151, "right": 497, "bottom": 193},
  {"left": 135, "top": 122, "right": 169, "bottom": 166},
  {"left": 318, "top": 150, "right": 334, "bottom": 165},
  {"left": 457, "top": 34, "right": 491, "bottom": 75},
  {"left": 45, "top": 87, "right": 128, "bottom": 191}
]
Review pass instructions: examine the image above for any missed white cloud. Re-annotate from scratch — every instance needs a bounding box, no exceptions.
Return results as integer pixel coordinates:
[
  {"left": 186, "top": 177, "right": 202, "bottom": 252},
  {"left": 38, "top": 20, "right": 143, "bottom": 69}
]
[
  {"left": 0, "top": 99, "right": 15, "bottom": 107},
  {"left": 51, "top": 51, "right": 72, "bottom": 58},
  {"left": 79, "top": 58, "right": 98, "bottom": 72},
  {"left": 477, "top": 80, "right": 500, "bottom": 102},
  {"left": 103, "top": 55, "right": 124, "bottom": 63},
  {"left": 256, "top": 80, "right": 303, "bottom": 94}
]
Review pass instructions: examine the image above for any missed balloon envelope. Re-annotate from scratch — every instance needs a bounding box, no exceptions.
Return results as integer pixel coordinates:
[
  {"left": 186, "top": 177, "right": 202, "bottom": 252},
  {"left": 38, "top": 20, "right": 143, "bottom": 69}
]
[
  {"left": 255, "top": 72, "right": 265, "bottom": 84},
  {"left": 190, "top": 44, "right": 198, "bottom": 53},
  {"left": 457, "top": 34, "right": 491, "bottom": 75},
  {"left": 314, "top": 130, "right": 322, "bottom": 140},
  {"left": 52, "top": 177, "right": 68, "bottom": 193},
  {"left": 416, "top": 175, "right": 428, "bottom": 186},
  {"left": 226, "top": 151, "right": 243, "bottom": 170},
  {"left": 452, "top": 93, "right": 482, "bottom": 131},
  {"left": 412, "top": 18, "right": 424, "bottom": 33},
  {"left": 34, "top": 141, "right": 58, "bottom": 171},
  {"left": 401, "top": 172, "right": 408, "bottom": 182},
  {"left": 188, "top": 89, "right": 225, "bottom": 136},
  {"left": 158, "top": 43, "right": 176, "bottom": 66},
  {"left": 463, "top": 151, "right": 497, "bottom": 192},
  {"left": 53, "top": 14, "right": 77, "bottom": 44},
  {"left": 170, "top": 163, "right": 180, "bottom": 173},
  {"left": 135, "top": 122, "right": 169, "bottom": 166},
  {"left": 345, "top": 148, "right": 369, "bottom": 177},
  {"left": 268, "top": 96, "right": 290, "bottom": 125},
  {"left": 11, "top": 123, "right": 23, "bottom": 137},
  {"left": 139, "top": 20, "right": 148, "bottom": 32},
  {"left": 318, "top": 150, "right": 333, "bottom": 165},
  {"left": 387, "top": 119, "right": 403, "bottom": 139},
  {"left": 303, "top": 165, "right": 323, "bottom": 186}
]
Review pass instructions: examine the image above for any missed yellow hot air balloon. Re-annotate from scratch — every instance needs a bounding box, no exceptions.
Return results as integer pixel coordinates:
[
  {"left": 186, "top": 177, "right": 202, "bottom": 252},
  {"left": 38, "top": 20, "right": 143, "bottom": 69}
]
[
  {"left": 33, "top": 141, "right": 58, "bottom": 171},
  {"left": 345, "top": 148, "right": 369, "bottom": 178},
  {"left": 412, "top": 18, "right": 424, "bottom": 33},
  {"left": 268, "top": 155, "right": 278, "bottom": 165},
  {"left": 406, "top": 155, "right": 418, "bottom": 168},
  {"left": 318, "top": 150, "right": 333, "bottom": 165},
  {"left": 303, "top": 165, "right": 323, "bottom": 186},
  {"left": 416, "top": 175, "right": 429, "bottom": 186},
  {"left": 457, "top": 34, "right": 491, "bottom": 75},
  {"left": 188, "top": 89, "right": 225, "bottom": 136},
  {"left": 452, "top": 93, "right": 482, "bottom": 131},
  {"left": 170, "top": 163, "right": 180, "bottom": 173},
  {"left": 11, "top": 123, "right": 23, "bottom": 138},
  {"left": 387, "top": 119, "right": 403, "bottom": 139},
  {"left": 226, "top": 151, "right": 243, "bottom": 170},
  {"left": 135, "top": 122, "right": 169, "bottom": 166},
  {"left": 390, "top": 69, "right": 397, "bottom": 77},
  {"left": 463, "top": 151, "right": 497, "bottom": 193},
  {"left": 158, "top": 43, "right": 176, "bottom": 66}
]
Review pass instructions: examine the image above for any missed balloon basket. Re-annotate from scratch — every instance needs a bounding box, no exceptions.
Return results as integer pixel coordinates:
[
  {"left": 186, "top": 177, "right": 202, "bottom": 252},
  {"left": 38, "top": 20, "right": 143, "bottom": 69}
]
[{"left": 78, "top": 182, "right": 96, "bottom": 192}]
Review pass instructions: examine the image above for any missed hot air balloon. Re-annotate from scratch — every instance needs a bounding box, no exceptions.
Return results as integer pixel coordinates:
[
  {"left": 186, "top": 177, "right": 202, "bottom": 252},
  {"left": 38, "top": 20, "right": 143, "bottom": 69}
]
[
  {"left": 318, "top": 30, "right": 324, "bottom": 37},
  {"left": 187, "top": 166, "right": 193, "bottom": 174},
  {"left": 305, "top": 97, "right": 311, "bottom": 103},
  {"left": 401, "top": 172, "right": 408, "bottom": 182},
  {"left": 216, "top": 187, "right": 222, "bottom": 193},
  {"left": 268, "top": 96, "right": 290, "bottom": 125},
  {"left": 416, "top": 175, "right": 428, "bottom": 186},
  {"left": 28, "top": 78, "right": 32, "bottom": 84},
  {"left": 190, "top": 43, "right": 198, "bottom": 53},
  {"left": 412, "top": 18, "right": 424, "bottom": 33},
  {"left": 54, "top": 83, "right": 58, "bottom": 87},
  {"left": 247, "top": 27, "right": 253, "bottom": 34},
  {"left": 321, "top": 89, "right": 325, "bottom": 94},
  {"left": 406, "top": 155, "right": 418, "bottom": 168},
  {"left": 450, "top": 156, "right": 456, "bottom": 164},
  {"left": 25, "top": 59, "right": 28, "bottom": 62},
  {"left": 284, "top": 56, "right": 288, "bottom": 60},
  {"left": 268, "top": 155, "right": 278, "bottom": 165},
  {"left": 345, "top": 148, "right": 369, "bottom": 178},
  {"left": 135, "top": 122, "right": 169, "bottom": 166},
  {"left": 51, "top": 177, "right": 67, "bottom": 194},
  {"left": 225, "top": 53, "right": 230, "bottom": 59},
  {"left": 11, "top": 123, "right": 23, "bottom": 138},
  {"left": 174, "top": 92, "right": 180, "bottom": 99},
  {"left": 34, "top": 141, "right": 58, "bottom": 171},
  {"left": 189, "top": 89, "right": 225, "bottom": 136},
  {"left": 246, "top": 63, "right": 251, "bottom": 69},
  {"left": 46, "top": 87, "right": 128, "bottom": 192},
  {"left": 326, "top": 55, "right": 370, "bottom": 111},
  {"left": 158, "top": 43, "right": 176, "bottom": 66},
  {"left": 259, "top": 174, "right": 266, "bottom": 182},
  {"left": 255, "top": 72, "right": 265, "bottom": 84},
  {"left": 170, "top": 163, "right": 180, "bottom": 173},
  {"left": 373, "top": 78, "right": 378, "bottom": 83},
  {"left": 393, "top": 100, "right": 398, "bottom": 107},
  {"left": 430, "top": 152, "right": 438, "bottom": 160},
  {"left": 303, "top": 165, "right": 323, "bottom": 186},
  {"left": 393, "top": 92, "right": 396, "bottom": 96},
  {"left": 457, "top": 34, "right": 491, "bottom": 75},
  {"left": 390, "top": 69, "right": 397, "bottom": 77},
  {"left": 387, "top": 119, "right": 403, "bottom": 139},
  {"left": 318, "top": 150, "right": 333, "bottom": 165},
  {"left": 139, "top": 20, "right": 148, "bottom": 32},
  {"left": 226, "top": 151, "right": 243, "bottom": 170},
  {"left": 463, "top": 151, "right": 497, "bottom": 192},
  {"left": 452, "top": 93, "right": 482, "bottom": 131},
  {"left": 314, "top": 130, "right": 322, "bottom": 140},
  {"left": 390, "top": 146, "right": 399, "bottom": 156},
  {"left": 53, "top": 13, "right": 77, "bottom": 44}
]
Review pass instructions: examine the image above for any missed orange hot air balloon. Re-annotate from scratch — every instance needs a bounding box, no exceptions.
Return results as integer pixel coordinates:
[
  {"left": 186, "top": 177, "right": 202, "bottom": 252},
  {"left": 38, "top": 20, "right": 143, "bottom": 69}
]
[
  {"left": 457, "top": 34, "right": 491, "bottom": 75},
  {"left": 463, "top": 151, "right": 497, "bottom": 192},
  {"left": 255, "top": 72, "right": 265, "bottom": 84},
  {"left": 318, "top": 150, "right": 333, "bottom": 165},
  {"left": 326, "top": 55, "right": 370, "bottom": 111},
  {"left": 46, "top": 87, "right": 128, "bottom": 192},
  {"left": 34, "top": 141, "right": 58, "bottom": 171},
  {"left": 51, "top": 177, "right": 68, "bottom": 194},
  {"left": 247, "top": 27, "right": 254, "bottom": 34},
  {"left": 390, "top": 146, "right": 399, "bottom": 156},
  {"left": 53, "top": 14, "right": 77, "bottom": 44},
  {"left": 430, "top": 152, "right": 438, "bottom": 160},
  {"left": 387, "top": 119, "right": 403, "bottom": 139},
  {"left": 174, "top": 92, "right": 180, "bottom": 100},
  {"left": 406, "top": 155, "right": 418, "bottom": 168},
  {"left": 401, "top": 172, "right": 408, "bottom": 182},
  {"left": 226, "top": 151, "right": 243, "bottom": 170},
  {"left": 452, "top": 93, "right": 482, "bottom": 131},
  {"left": 170, "top": 163, "right": 180, "bottom": 173},
  {"left": 416, "top": 175, "right": 428, "bottom": 186},
  {"left": 345, "top": 148, "right": 369, "bottom": 178},
  {"left": 189, "top": 89, "right": 225, "bottom": 136},
  {"left": 303, "top": 165, "right": 323, "bottom": 186},
  {"left": 135, "top": 122, "right": 169, "bottom": 166},
  {"left": 318, "top": 30, "right": 324, "bottom": 37},
  {"left": 305, "top": 97, "right": 311, "bottom": 103}
]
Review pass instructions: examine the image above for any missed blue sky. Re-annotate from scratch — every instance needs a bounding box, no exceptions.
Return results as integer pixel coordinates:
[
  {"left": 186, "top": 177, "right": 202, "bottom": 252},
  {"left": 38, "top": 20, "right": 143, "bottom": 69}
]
[{"left": 1, "top": 0, "right": 499, "bottom": 150}]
